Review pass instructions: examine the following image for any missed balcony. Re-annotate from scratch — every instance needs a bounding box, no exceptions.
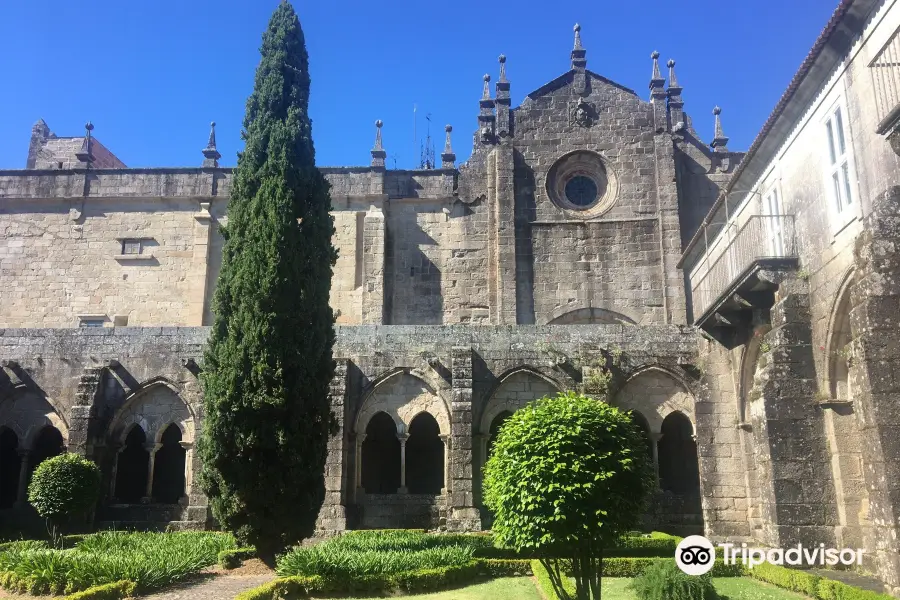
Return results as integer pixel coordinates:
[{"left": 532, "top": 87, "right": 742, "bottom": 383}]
[
  {"left": 872, "top": 25, "right": 900, "bottom": 136},
  {"left": 689, "top": 215, "right": 798, "bottom": 347}
]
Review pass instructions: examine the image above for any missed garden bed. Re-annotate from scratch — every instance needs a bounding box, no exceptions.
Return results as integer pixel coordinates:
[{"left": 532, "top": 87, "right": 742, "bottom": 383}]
[{"left": 0, "top": 531, "right": 235, "bottom": 597}]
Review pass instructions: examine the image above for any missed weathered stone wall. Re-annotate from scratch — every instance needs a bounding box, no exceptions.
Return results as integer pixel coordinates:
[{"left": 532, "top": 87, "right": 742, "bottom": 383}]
[
  {"left": 0, "top": 324, "right": 714, "bottom": 534},
  {"left": 500, "top": 71, "right": 686, "bottom": 326}
]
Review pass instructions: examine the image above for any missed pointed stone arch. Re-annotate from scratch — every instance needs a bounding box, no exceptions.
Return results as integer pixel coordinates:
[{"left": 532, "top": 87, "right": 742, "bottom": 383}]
[
  {"left": 108, "top": 378, "right": 196, "bottom": 505},
  {"left": 821, "top": 266, "right": 872, "bottom": 551},
  {"left": 613, "top": 366, "right": 695, "bottom": 434},
  {"left": 737, "top": 329, "right": 769, "bottom": 424},
  {"left": 0, "top": 389, "right": 69, "bottom": 451},
  {"left": 355, "top": 369, "right": 451, "bottom": 436},
  {"left": 541, "top": 302, "right": 638, "bottom": 325},
  {"left": 478, "top": 366, "right": 563, "bottom": 435},
  {"left": 108, "top": 378, "right": 195, "bottom": 446},
  {"left": 824, "top": 267, "right": 856, "bottom": 400}
]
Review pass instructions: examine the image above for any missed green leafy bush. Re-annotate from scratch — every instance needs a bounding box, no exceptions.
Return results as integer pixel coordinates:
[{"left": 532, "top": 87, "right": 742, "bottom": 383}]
[
  {"left": 219, "top": 546, "right": 257, "bottom": 569},
  {"left": 63, "top": 580, "right": 136, "bottom": 600},
  {"left": 748, "top": 562, "right": 895, "bottom": 600},
  {"left": 483, "top": 391, "right": 655, "bottom": 599},
  {"left": 629, "top": 560, "right": 720, "bottom": 600},
  {"left": 27, "top": 454, "right": 101, "bottom": 543},
  {"left": 0, "top": 531, "right": 234, "bottom": 595},
  {"left": 277, "top": 542, "right": 475, "bottom": 580}
]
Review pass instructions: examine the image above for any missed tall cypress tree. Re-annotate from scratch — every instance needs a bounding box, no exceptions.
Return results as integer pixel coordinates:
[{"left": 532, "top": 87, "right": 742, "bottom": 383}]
[{"left": 199, "top": 0, "right": 336, "bottom": 557}]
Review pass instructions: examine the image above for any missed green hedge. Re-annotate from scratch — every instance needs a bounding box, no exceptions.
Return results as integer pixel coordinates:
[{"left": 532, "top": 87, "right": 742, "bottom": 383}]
[
  {"left": 747, "top": 563, "right": 894, "bottom": 600},
  {"left": 63, "top": 580, "right": 137, "bottom": 600},
  {"left": 219, "top": 547, "right": 257, "bottom": 569},
  {"left": 236, "top": 558, "right": 532, "bottom": 600},
  {"left": 532, "top": 559, "right": 576, "bottom": 600}
]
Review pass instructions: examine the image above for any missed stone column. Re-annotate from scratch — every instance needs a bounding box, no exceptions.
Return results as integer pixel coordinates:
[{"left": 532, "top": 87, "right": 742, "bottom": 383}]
[
  {"left": 649, "top": 432, "right": 662, "bottom": 485},
  {"left": 491, "top": 145, "right": 517, "bottom": 325},
  {"left": 109, "top": 445, "right": 122, "bottom": 500},
  {"left": 143, "top": 443, "right": 161, "bottom": 502},
  {"left": 316, "top": 359, "right": 349, "bottom": 531},
  {"left": 398, "top": 434, "right": 409, "bottom": 494},
  {"left": 440, "top": 434, "right": 450, "bottom": 494},
  {"left": 848, "top": 186, "right": 900, "bottom": 592},
  {"left": 361, "top": 208, "right": 386, "bottom": 324},
  {"left": 447, "top": 346, "right": 481, "bottom": 530},
  {"left": 179, "top": 441, "right": 193, "bottom": 504},
  {"left": 354, "top": 433, "right": 367, "bottom": 496},
  {"left": 68, "top": 366, "right": 105, "bottom": 459},
  {"left": 749, "top": 275, "right": 838, "bottom": 549},
  {"left": 15, "top": 450, "right": 30, "bottom": 505},
  {"left": 189, "top": 202, "right": 213, "bottom": 325}
]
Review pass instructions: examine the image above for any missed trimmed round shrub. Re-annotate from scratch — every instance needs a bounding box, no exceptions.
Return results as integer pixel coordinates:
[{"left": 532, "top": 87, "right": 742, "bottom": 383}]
[
  {"left": 629, "top": 560, "right": 720, "bottom": 600},
  {"left": 483, "top": 391, "right": 655, "bottom": 599},
  {"left": 27, "top": 454, "right": 101, "bottom": 538}
]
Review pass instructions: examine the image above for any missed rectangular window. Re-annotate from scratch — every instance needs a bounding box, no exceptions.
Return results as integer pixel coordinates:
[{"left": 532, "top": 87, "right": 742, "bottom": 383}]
[
  {"left": 764, "top": 188, "right": 785, "bottom": 257},
  {"left": 121, "top": 239, "right": 143, "bottom": 255},
  {"left": 79, "top": 319, "right": 104, "bottom": 328},
  {"left": 824, "top": 105, "right": 854, "bottom": 214}
]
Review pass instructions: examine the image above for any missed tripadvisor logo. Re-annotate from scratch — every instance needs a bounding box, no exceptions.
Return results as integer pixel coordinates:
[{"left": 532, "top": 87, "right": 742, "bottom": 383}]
[
  {"left": 675, "top": 535, "right": 867, "bottom": 575},
  {"left": 675, "top": 536, "right": 716, "bottom": 576}
]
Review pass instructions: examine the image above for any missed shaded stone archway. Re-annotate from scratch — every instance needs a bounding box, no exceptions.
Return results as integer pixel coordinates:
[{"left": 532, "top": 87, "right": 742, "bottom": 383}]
[
  {"left": 115, "top": 426, "right": 149, "bottom": 503},
  {"left": 658, "top": 412, "right": 700, "bottom": 498},
  {"left": 152, "top": 424, "right": 186, "bottom": 504},
  {"left": 361, "top": 412, "right": 401, "bottom": 494},
  {"left": 0, "top": 429, "right": 20, "bottom": 509},
  {"left": 29, "top": 426, "right": 64, "bottom": 476},
  {"left": 406, "top": 413, "right": 444, "bottom": 494}
]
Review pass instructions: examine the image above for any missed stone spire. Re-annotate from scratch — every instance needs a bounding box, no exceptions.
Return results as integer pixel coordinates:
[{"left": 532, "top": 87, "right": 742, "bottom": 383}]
[
  {"left": 666, "top": 59, "right": 685, "bottom": 129},
  {"left": 441, "top": 125, "right": 456, "bottom": 169},
  {"left": 75, "top": 122, "right": 95, "bottom": 165},
  {"left": 711, "top": 106, "right": 729, "bottom": 152},
  {"left": 649, "top": 51, "right": 665, "bottom": 91},
  {"left": 495, "top": 55, "right": 511, "bottom": 138},
  {"left": 478, "top": 74, "right": 496, "bottom": 145},
  {"left": 571, "top": 23, "right": 587, "bottom": 70},
  {"left": 371, "top": 120, "right": 386, "bottom": 168},
  {"left": 202, "top": 121, "right": 221, "bottom": 168}
]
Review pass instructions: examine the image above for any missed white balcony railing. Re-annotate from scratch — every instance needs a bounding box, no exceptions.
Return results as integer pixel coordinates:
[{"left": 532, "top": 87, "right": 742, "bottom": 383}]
[
  {"left": 690, "top": 215, "right": 797, "bottom": 321},
  {"left": 871, "top": 25, "right": 900, "bottom": 134}
]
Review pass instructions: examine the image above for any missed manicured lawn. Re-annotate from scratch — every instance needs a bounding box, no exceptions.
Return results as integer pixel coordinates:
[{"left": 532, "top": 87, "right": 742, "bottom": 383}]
[
  {"left": 310, "top": 576, "right": 812, "bottom": 600},
  {"left": 589, "top": 577, "right": 810, "bottom": 599},
  {"left": 316, "top": 577, "right": 544, "bottom": 599},
  {"left": 714, "top": 577, "right": 811, "bottom": 599}
]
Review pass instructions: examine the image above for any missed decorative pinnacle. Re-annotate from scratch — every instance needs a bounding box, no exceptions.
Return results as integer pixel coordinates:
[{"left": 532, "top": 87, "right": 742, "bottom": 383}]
[
  {"left": 76, "top": 121, "right": 95, "bottom": 164},
  {"left": 373, "top": 119, "right": 384, "bottom": 150},
  {"left": 482, "top": 74, "right": 491, "bottom": 99},
  {"left": 205, "top": 122, "right": 217, "bottom": 151},
  {"left": 499, "top": 54, "right": 508, "bottom": 83},
  {"left": 441, "top": 124, "right": 456, "bottom": 168},
  {"left": 571, "top": 23, "right": 587, "bottom": 70},
  {"left": 371, "top": 119, "right": 386, "bottom": 168},
  {"left": 712, "top": 106, "right": 729, "bottom": 150},
  {"left": 444, "top": 125, "right": 453, "bottom": 153},
  {"left": 650, "top": 51, "right": 664, "bottom": 88},
  {"left": 667, "top": 59, "right": 680, "bottom": 90},
  {"left": 202, "top": 121, "right": 221, "bottom": 167}
]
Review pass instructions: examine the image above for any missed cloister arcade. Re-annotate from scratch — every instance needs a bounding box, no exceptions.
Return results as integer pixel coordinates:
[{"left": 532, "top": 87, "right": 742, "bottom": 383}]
[{"left": 0, "top": 380, "right": 196, "bottom": 512}]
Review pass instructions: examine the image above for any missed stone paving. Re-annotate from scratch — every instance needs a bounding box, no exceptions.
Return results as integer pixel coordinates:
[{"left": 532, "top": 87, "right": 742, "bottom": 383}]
[{"left": 139, "top": 574, "right": 274, "bottom": 600}]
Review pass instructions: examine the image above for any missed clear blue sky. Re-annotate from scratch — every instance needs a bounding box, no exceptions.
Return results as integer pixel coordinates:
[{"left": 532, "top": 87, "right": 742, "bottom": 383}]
[{"left": 0, "top": 0, "right": 836, "bottom": 170}]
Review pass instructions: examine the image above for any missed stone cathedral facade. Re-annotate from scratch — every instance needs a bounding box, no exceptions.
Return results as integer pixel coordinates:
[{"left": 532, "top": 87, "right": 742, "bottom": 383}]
[{"left": 3, "top": 1, "right": 900, "bottom": 594}]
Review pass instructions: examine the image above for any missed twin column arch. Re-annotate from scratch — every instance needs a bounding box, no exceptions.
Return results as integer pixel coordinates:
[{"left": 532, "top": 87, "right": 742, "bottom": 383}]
[
  {"left": 353, "top": 369, "right": 451, "bottom": 497},
  {"left": 0, "top": 390, "right": 69, "bottom": 509},
  {"left": 108, "top": 380, "right": 195, "bottom": 506},
  {"left": 612, "top": 367, "right": 701, "bottom": 506}
]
